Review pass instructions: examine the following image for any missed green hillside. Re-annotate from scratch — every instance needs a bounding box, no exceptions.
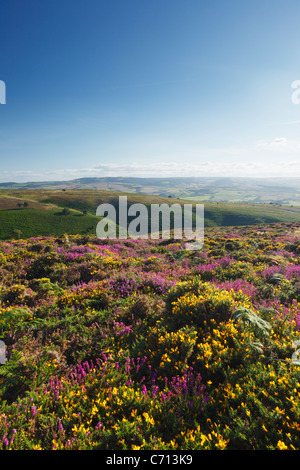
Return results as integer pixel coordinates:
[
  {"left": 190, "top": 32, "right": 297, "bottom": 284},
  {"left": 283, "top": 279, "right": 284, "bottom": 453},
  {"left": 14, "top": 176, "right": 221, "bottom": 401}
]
[
  {"left": 0, "top": 189, "right": 300, "bottom": 239},
  {"left": 0, "top": 208, "right": 99, "bottom": 240}
]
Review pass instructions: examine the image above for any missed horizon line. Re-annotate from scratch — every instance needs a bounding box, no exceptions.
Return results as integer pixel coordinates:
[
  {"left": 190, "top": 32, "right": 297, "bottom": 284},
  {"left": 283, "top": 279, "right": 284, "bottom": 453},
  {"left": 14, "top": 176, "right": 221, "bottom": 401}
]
[{"left": 1, "top": 175, "right": 300, "bottom": 185}]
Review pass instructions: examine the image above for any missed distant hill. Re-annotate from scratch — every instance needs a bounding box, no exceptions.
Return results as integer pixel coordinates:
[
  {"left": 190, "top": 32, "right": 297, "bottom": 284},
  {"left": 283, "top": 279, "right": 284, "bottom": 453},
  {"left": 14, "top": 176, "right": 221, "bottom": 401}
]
[{"left": 0, "top": 176, "right": 300, "bottom": 205}]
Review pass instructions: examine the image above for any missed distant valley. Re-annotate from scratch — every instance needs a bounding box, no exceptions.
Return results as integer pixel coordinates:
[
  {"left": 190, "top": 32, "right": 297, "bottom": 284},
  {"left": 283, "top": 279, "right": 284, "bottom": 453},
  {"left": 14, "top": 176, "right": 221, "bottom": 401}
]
[{"left": 1, "top": 176, "right": 299, "bottom": 206}]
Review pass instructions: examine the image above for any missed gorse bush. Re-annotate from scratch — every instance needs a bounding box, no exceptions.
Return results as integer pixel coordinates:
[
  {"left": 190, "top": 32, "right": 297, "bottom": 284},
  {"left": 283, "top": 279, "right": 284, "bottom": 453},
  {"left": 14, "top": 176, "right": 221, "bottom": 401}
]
[
  {"left": 165, "top": 279, "right": 252, "bottom": 329},
  {"left": 0, "top": 223, "right": 300, "bottom": 449}
]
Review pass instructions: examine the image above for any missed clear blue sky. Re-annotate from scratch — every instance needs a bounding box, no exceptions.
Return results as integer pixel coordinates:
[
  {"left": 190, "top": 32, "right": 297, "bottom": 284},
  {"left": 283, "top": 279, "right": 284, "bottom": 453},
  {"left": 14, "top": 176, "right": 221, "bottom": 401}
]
[{"left": 1, "top": 0, "right": 300, "bottom": 182}]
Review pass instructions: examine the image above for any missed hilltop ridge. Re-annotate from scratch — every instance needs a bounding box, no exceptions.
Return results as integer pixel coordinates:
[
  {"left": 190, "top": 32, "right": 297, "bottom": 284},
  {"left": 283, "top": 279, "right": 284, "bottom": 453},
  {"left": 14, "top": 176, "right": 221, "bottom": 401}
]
[{"left": 0, "top": 176, "right": 300, "bottom": 205}]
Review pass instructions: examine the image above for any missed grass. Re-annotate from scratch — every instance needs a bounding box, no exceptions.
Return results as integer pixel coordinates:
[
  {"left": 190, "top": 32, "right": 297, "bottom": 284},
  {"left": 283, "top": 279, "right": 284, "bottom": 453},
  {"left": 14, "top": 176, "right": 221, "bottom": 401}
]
[
  {"left": 1, "top": 189, "right": 300, "bottom": 239},
  {"left": 204, "top": 202, "right": 300, "bottom": 227},
  {"left": 0, "top": 208, "right": 99, "bottom": 240}
]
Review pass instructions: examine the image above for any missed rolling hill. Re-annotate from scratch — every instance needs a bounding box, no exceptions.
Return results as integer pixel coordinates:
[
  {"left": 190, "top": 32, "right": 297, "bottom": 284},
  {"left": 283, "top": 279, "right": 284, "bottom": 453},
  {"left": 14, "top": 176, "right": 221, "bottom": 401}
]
[
  {"left": 0, "top": 188, "right": 300, "bottom": 240},
  {"left": 0, "top": 176, "right": 299, "bottom": 205}
]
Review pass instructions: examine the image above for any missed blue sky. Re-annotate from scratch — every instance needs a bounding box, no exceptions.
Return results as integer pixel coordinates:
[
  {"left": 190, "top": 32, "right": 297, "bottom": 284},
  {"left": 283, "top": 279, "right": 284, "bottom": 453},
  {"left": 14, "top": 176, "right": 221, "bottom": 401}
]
[{"left": 1, "top": 0, "right": 300, "bottom": 182}]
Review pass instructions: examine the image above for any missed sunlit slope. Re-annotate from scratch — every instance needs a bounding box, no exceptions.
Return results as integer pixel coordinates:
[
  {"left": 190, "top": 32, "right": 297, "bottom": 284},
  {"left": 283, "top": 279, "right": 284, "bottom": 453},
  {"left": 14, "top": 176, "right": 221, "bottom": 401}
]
[{"left": 0, "top": 189, "right": 300, "bottom": 239}]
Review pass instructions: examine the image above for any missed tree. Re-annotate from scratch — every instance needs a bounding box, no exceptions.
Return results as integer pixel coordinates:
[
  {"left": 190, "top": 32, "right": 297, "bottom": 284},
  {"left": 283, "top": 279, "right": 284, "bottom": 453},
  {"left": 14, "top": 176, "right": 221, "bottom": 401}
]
[
  {"left": 62, "top": 208, "right": 70, "bottom": 215},
  {"left": 23, "top": 202, "right": 29, "bottom": 208}
]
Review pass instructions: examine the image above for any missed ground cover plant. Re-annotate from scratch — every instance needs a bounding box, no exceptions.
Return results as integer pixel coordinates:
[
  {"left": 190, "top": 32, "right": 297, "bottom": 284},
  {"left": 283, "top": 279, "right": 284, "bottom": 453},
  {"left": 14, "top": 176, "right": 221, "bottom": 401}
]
[{"left": 0, "top": 222, "right": 300, "bottom": 450}]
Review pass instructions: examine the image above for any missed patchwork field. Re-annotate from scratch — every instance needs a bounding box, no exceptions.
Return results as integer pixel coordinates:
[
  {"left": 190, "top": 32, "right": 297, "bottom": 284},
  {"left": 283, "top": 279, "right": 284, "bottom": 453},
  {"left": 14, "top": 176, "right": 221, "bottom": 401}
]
[{"left": 1, "top": 176, "right": 299, "bottom": 205}]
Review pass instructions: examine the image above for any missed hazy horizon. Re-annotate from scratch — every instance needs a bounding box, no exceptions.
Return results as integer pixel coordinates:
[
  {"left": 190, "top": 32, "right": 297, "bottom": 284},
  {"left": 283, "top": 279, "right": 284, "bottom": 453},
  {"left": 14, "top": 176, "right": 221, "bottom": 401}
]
[{"left": 1, "top": 175, "right": 300, "bottom": 186}]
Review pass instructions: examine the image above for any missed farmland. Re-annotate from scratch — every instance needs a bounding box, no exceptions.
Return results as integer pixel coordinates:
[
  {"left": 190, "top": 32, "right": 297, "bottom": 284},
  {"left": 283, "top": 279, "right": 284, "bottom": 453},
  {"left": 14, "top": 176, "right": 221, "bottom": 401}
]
[{"left": 1, "top": 176, "right": 299, "bottom": 205}]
